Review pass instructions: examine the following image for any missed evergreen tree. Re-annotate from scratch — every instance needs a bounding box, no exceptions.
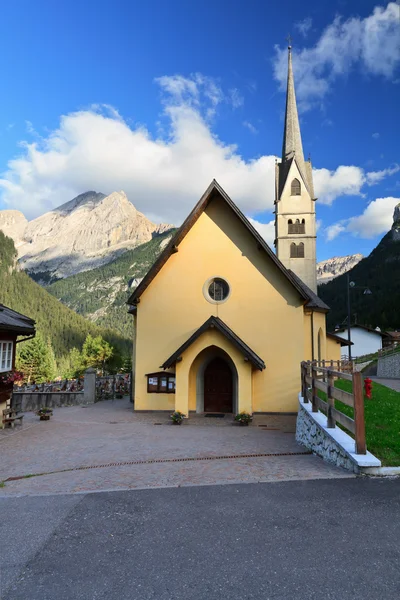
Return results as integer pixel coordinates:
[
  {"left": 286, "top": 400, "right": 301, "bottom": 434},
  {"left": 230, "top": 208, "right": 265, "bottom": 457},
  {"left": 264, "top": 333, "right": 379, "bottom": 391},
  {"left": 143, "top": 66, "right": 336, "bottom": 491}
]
[
  {"left": 17, "top": 332, "right": 57, "bottom": 383},
  {"left": 82, "top": 334, "right": 113, "bottom": 374}
]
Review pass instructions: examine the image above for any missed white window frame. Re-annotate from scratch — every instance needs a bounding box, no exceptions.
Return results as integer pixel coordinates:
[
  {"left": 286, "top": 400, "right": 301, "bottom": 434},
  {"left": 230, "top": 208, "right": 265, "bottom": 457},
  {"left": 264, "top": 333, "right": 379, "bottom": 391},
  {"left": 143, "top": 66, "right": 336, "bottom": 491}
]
[{"left": 0, "top": 341, "right": 13, "bottom": 372}]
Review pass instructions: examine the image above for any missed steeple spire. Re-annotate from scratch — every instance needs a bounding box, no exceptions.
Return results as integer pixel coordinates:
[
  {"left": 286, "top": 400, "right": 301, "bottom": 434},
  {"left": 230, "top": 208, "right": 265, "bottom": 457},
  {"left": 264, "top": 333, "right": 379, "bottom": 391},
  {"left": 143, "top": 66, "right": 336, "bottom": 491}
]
[{"left": 281, "top": 45, "right": 305, "bottom": 167}]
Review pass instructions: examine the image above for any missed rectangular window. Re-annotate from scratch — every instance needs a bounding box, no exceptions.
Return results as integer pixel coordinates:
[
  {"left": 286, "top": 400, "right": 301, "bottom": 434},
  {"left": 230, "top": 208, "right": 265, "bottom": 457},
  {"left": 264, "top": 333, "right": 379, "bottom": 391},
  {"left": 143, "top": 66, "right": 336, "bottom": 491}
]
[
  {"left": 146, "top": 373, "right": 176, "bottom": 393},
  {"left": 0, "top": 341, "right": 13, "bottom": 372}
]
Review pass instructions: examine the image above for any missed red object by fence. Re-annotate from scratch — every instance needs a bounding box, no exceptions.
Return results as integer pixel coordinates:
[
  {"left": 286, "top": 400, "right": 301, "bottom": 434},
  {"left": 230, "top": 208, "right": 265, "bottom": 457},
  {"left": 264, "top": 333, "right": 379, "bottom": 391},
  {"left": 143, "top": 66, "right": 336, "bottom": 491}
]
[{"left": 364, "top": 377, "right": 372, "bottom": 399}]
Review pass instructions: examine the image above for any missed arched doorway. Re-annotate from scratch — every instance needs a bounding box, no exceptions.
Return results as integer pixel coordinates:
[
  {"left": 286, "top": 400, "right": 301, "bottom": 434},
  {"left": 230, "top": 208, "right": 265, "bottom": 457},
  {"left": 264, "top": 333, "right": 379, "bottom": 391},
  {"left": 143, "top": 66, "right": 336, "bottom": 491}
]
[{"left": 204, "top": 357, "right": 233, "bottom": 413}]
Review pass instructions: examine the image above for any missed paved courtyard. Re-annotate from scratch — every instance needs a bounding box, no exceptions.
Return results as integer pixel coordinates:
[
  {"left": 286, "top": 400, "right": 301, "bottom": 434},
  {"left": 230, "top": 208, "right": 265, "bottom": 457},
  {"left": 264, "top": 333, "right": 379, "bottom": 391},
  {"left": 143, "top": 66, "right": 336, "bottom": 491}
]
[{"left": 0, "top": 398, "right": 352, "bottom": 496}]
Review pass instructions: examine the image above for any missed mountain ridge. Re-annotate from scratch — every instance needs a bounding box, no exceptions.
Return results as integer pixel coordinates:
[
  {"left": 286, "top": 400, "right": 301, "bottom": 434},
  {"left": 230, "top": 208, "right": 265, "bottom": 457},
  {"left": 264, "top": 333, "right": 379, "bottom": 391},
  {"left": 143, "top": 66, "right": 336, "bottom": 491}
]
[
  {"left": 0, "top": 190, "right": 174, "bottom": 281},
  {"left": 316, "top": 254, "right": 363, "bottom": 284}
]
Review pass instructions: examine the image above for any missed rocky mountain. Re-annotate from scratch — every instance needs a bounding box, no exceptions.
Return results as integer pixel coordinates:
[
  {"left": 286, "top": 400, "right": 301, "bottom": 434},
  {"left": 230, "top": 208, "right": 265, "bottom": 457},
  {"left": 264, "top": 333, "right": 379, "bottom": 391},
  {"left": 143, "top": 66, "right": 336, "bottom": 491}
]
[
  {"left": 317, "top": 254, "right": 363, "bottom": 284},
  {"left": 0, "top": 230, "right": 130, "bottom": 362},
  {"left": 47, "top": 230, "right": 175, "bottom": 336},
  {"left": 319, "top": 203, "right": 400, "bottom": 330},
  {"left": 0, "top": 191, "right": 173, "bottom": 281}
]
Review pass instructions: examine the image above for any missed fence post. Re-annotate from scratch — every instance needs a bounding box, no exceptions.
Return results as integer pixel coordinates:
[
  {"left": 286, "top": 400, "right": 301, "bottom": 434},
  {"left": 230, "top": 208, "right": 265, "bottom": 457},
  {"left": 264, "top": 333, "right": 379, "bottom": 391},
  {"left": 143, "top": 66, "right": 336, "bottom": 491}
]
[
  {"left": 353, "top": 371, "right": 366, "bottom": 454},
  {"left": 327, "top": 369, "right": 335, "bottom": 428},
  {"left": 84, "top": 368, "right": 96, "bottom": 404},
  {"left": 301, "top": 362, "right": 306, "bottom": 400},
  {"left": 311, "top": 364, "right": 318, "bottom": 413}
]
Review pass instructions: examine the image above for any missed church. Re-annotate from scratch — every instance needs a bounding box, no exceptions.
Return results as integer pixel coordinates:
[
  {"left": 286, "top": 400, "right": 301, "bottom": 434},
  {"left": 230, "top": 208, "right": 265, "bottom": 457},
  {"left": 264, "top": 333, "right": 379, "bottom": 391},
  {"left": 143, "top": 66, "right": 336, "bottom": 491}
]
[{"left": 128, "top": 45, "right": 347, "bottom": 415}]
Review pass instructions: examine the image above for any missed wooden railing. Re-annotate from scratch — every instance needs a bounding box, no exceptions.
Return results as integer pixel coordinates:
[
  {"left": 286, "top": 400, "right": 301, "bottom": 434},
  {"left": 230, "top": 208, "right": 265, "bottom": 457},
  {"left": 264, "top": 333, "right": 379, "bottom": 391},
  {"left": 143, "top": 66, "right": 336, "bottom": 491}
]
[{"left": 300, "top": 361, "right": 366, "bottom": 455}]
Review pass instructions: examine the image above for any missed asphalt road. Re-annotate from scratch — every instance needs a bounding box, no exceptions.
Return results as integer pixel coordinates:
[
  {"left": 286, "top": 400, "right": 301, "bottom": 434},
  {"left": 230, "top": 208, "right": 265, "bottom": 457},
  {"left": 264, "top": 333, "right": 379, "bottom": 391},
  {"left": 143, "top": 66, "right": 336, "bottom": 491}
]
[{"left": 1, "top": 478, "right": 400, "bottom": 600}]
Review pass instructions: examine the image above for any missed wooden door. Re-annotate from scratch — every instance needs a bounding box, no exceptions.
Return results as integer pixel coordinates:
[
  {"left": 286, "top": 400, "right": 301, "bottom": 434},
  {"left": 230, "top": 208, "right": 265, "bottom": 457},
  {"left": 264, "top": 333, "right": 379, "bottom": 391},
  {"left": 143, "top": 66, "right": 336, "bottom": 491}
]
[{"left": 204, "top": 358, "right": 233, "bottom": 413}]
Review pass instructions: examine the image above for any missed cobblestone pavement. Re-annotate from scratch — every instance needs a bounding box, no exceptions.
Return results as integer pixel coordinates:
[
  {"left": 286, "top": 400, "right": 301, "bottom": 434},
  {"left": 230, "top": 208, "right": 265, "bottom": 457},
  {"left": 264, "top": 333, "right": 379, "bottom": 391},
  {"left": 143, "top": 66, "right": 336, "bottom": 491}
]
[{"left": 0, "top": 399, "right": 353, "bottom": 496}]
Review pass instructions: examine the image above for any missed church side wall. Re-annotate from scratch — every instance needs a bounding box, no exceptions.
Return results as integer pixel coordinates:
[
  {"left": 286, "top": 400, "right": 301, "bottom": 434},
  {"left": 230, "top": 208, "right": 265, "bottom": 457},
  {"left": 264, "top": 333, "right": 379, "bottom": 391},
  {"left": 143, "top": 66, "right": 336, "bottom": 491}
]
[{"left": 134, "top": 197, "right": 305, "bottom": 413}]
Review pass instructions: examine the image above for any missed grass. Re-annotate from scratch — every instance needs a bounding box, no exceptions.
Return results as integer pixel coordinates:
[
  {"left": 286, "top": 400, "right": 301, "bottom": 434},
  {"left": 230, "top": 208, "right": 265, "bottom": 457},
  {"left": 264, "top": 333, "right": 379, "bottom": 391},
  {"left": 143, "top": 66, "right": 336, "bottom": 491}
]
[
  {"left": 319, "top": 380, "right": 400, "bottom": 466},
  {"left": 0, "top": 481, "right": 5, "bottom": 488}
]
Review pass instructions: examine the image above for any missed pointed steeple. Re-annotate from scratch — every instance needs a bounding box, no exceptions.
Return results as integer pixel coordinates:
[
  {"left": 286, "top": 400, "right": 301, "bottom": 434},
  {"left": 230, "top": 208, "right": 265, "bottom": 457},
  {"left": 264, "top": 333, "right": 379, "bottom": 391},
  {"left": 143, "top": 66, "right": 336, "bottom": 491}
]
[{"left": 281, "top": 45, "right": 305, "bottom": 167}]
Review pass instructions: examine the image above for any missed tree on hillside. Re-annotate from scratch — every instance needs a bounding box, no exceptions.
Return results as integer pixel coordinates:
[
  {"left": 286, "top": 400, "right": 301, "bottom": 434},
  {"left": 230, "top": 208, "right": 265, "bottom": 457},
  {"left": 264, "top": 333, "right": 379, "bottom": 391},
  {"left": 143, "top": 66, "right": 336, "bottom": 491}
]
[
  {"left": 82, "top": 334, "right": 113, "bottom": 374},
  {"left": 59, "top": 347, "right": 85, "bottom": 379},
  {"left": 17, "top": 333, "right": 57, "bottom": 383}
]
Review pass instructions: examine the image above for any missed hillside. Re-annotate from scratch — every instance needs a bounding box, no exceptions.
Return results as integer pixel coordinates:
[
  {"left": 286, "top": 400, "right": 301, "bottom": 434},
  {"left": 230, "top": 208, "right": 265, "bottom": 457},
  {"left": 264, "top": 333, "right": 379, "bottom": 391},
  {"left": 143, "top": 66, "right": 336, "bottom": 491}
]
[
  {"left": 47, "top": 229, "right": 176, "bottom": 336},
  {"left": 0, "top": 231, "right": 130, "bottom": 360},
  {"left": 319, "top": 204, "right": 400, "bottom": 331},
  {"left": 0, "top": 190, "right": 173, "bottom": 280}
]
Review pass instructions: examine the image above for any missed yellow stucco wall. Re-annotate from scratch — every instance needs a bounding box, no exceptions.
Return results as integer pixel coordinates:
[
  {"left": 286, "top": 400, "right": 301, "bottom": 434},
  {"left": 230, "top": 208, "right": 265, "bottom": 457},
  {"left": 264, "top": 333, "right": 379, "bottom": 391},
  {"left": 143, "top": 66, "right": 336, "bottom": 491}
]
[
  {"left": 134, "top": 194, "right": 326, "bottom": 414},
  {"left": 326, "top": 337, "right": 342, "bottom": 362}
]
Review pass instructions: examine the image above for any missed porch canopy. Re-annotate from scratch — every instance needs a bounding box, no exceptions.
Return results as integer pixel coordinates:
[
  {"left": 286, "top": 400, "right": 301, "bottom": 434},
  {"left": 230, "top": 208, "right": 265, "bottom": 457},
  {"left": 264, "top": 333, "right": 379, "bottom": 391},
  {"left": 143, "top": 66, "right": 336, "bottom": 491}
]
[{"left": 161, "top": 315, "right": 265, "bottom": 371}]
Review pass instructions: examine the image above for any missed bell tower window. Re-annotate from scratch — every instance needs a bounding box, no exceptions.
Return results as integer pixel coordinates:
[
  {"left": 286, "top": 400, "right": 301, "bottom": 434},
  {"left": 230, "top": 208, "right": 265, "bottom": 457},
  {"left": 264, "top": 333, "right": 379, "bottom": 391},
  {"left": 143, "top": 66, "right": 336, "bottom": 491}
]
[
  {"left": 291, "top": 178, "right": 301, "bottom": 196},
  {"left": 290, "top": 242, "right": 305, "bottom": 258},
  {"left": 288, "top": 218, "right": 305, "bottom": 234}
]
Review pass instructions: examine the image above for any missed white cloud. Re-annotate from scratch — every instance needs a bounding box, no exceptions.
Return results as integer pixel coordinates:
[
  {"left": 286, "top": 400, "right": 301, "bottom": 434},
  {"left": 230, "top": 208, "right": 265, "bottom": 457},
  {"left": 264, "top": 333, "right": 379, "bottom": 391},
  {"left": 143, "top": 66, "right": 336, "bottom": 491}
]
[
  {"left": 242, "top": 121, "right": 258, "bottom": 135},
  {"left": 347, "top": 196, "right": 400, "bottom": 238},
  {"left": 313, "top": 165, "right": 366, "bottom": 205},
  {"left": 326, "top": 196, "right": 400, "bottom": 240},
  {"left": 372, "top": 132, "right": 380, "bottom": 139},
  {"left": 325, "top": 223, "right": 346, "bottom": 241},
  {"left": 0, "top": 73, "right": 397, "bottom": 226},
  {"left": 0, "top": 97, "right": 276, "bottom": 222},
  {"left": 274, "top": 2, "right": 400, "bottom": 111},
  {"left": 228, "top": 88, "right": 244, "bottom": 109},
  {"left": 366, "top": 164, "right": 400, "bottom": 185},
  {"left": 295, "top": 17, "right": 313, "bottom": 38},
  {"left": 313, "top": 163, "right": 399, "bottom": 205},
  {"left": 247, "top": 218, "right": 275, "bottom": 246}
]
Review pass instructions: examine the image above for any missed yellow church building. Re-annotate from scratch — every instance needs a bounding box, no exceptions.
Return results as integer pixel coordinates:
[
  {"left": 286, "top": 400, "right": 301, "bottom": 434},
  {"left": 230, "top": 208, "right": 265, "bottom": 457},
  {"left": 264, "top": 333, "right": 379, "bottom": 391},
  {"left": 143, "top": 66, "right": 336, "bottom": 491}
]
[{"left": 128, "top": 46, "right": 347, "bottom": 416}]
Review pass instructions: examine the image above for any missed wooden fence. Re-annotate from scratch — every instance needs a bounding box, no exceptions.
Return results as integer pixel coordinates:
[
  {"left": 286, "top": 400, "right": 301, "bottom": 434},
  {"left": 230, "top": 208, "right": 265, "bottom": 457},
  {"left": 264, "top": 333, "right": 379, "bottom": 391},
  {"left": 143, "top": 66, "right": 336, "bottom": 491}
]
[{"left": 301, "top": 360, "right": 366, "bottom": 455}]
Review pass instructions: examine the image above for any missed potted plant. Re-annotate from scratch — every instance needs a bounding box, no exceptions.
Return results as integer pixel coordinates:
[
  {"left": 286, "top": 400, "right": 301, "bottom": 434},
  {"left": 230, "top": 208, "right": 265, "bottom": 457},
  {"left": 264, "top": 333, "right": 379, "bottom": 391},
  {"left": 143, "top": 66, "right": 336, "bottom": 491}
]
[
  {"left": 36, "top": 407, "right": 53, "bottom": 421},
  {"left": 234, "top": 411, "right": 253, "bottom": 426},
  {"left": 170, "top": 410, "right": 185, "bottom": 425}
]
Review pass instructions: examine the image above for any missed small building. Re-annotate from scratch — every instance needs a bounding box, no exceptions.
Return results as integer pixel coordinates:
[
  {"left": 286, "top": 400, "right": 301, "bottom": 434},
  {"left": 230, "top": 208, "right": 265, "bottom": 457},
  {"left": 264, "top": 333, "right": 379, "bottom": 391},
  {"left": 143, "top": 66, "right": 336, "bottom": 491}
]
[
  {"left": 333, "top": 325, "right": 389, "bottom": 358},
  {"left": 0, "top": 303, "right": 36, "bottom": 412}
]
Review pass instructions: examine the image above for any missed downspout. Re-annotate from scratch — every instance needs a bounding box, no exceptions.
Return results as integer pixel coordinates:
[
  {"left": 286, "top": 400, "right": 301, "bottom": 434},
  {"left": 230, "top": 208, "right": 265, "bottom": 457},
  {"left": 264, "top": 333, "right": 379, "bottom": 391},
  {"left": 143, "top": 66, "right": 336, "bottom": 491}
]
[{"left": 311, "top": 311, "right": 315, "bottom": 361}]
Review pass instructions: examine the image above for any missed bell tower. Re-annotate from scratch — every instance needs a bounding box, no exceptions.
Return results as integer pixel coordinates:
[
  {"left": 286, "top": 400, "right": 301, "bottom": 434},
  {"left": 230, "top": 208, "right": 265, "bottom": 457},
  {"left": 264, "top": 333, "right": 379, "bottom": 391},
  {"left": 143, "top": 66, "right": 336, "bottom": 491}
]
[{"left": 275, "top": 43, "right": 317, "bottom": 292}]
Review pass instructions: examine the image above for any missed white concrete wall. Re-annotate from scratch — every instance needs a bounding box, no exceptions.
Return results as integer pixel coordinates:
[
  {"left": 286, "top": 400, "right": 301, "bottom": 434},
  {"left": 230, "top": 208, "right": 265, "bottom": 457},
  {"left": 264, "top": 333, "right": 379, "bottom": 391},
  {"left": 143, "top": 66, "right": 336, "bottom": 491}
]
[{"left": 334, "top": 328, "right": 382, "bottom": 358}]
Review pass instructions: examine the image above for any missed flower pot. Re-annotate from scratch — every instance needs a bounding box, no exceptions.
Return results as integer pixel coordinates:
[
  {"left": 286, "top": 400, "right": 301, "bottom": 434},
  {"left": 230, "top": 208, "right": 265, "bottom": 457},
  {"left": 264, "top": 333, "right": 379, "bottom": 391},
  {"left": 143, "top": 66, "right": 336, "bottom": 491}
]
[
  {"left": 40, "top": 415, "right": 51, "bottom": 421},
  {"left": 238, "top": 421, "right": 249, "bottom": 426},
  {"left": 172, "top": 420, "right": 183, "bottom": 425}
]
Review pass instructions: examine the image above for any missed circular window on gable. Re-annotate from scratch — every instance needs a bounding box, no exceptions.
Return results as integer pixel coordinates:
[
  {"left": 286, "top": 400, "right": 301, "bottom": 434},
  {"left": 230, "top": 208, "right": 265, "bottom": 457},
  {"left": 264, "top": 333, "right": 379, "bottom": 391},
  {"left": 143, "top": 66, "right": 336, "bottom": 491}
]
[{"left": 204, "top": 277, "right": 230, "bottom": 304}]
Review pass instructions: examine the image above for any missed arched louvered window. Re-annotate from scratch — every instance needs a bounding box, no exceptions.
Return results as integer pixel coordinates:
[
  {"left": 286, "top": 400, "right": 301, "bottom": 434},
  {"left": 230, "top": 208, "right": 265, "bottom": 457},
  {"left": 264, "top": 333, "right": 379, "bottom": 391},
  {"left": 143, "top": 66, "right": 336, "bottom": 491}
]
[
  {"left": 291, "top": 178, "right": 301, "bottom": 196},
  {"left": 300, "top": 219, "right": 306, "bottom": 234},
  {"left": 288, "top": 219, "right": 294, "bottom": 234},
  {"left": 290, "top": 242, "right": 305, "bottom": 259}
]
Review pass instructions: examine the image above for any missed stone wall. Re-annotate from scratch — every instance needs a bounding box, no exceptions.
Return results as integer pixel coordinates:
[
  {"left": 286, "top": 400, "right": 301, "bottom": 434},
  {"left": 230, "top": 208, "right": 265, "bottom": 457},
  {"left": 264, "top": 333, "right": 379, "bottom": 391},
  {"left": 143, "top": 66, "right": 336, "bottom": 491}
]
[
  {"left": 296, "top": 403, "right": 358, "bottom": 472},
  {"left": 296, "top": 395, "right": 381, "bottom": 472},
  {"left": 377, "top": 352, "right": 400, "bottom": 378},
  {"left": 14, "top": 391, "right": 86, "bottom": 412}
]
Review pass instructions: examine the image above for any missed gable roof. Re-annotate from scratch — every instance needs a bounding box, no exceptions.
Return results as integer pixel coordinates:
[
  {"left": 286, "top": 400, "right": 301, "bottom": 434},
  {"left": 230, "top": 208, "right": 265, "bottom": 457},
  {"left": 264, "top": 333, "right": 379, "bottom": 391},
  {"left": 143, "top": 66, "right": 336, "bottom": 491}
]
[
  {"left": 128, "top": 180, "right": 309, "bottom": 305},
  {"left": 161, "top": 315, "right": 265, "bottom": 371},
  {"left": 327, "top": 332, "right": 353, "bottom": 346},
  {"left": 288, "top": 270, "right": 330, "bottom": 311},
  {"left": 333, "top": 324, "right": 390, "bottom": 338},
  {"left": 0, "top": 303, "right": 36, "bottom": 336}
]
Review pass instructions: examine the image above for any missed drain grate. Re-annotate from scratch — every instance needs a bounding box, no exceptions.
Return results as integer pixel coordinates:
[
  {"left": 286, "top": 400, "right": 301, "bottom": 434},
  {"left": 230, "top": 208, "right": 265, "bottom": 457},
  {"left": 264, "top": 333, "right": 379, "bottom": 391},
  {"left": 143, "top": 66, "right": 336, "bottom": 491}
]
[{"left": 5, "top": 450, "right": 312, "bottom": 483}]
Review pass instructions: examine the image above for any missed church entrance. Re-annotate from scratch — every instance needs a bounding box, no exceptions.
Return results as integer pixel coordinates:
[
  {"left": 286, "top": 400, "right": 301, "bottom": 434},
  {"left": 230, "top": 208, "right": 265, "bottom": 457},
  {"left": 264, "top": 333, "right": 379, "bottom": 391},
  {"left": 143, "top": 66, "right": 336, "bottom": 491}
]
[{"left": 204, "top": 357, "right": 233, "bottom": 413}]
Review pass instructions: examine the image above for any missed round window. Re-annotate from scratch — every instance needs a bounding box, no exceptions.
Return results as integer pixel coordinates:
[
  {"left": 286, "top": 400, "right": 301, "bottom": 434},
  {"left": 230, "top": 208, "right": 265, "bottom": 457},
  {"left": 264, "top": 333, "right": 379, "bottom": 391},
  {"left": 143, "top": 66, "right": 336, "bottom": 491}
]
[{"left": 207, "top": 278, "right": 230, "bottom": 302}]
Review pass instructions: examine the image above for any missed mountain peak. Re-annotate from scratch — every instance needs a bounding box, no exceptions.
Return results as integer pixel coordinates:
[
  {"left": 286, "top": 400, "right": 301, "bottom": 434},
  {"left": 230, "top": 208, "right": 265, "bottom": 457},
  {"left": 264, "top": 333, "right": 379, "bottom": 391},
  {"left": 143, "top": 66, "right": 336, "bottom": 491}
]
[{"left": 56, "top": 191, "right": 107, "bottom": 214}]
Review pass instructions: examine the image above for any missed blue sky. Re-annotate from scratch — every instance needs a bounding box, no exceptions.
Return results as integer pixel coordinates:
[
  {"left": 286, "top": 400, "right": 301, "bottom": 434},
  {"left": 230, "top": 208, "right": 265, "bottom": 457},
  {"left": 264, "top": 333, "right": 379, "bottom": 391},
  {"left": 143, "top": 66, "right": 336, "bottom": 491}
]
[{"left": 0, "top": 0, "right": 399, "bottom": 261}]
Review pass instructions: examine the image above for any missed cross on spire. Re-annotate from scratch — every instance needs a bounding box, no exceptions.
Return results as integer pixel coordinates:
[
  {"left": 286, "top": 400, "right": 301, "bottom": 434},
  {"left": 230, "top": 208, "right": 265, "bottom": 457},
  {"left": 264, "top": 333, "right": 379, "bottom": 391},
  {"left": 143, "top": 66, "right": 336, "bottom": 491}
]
[{"left": 286, "top": 34, "right": 292, "bottom": 49}]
